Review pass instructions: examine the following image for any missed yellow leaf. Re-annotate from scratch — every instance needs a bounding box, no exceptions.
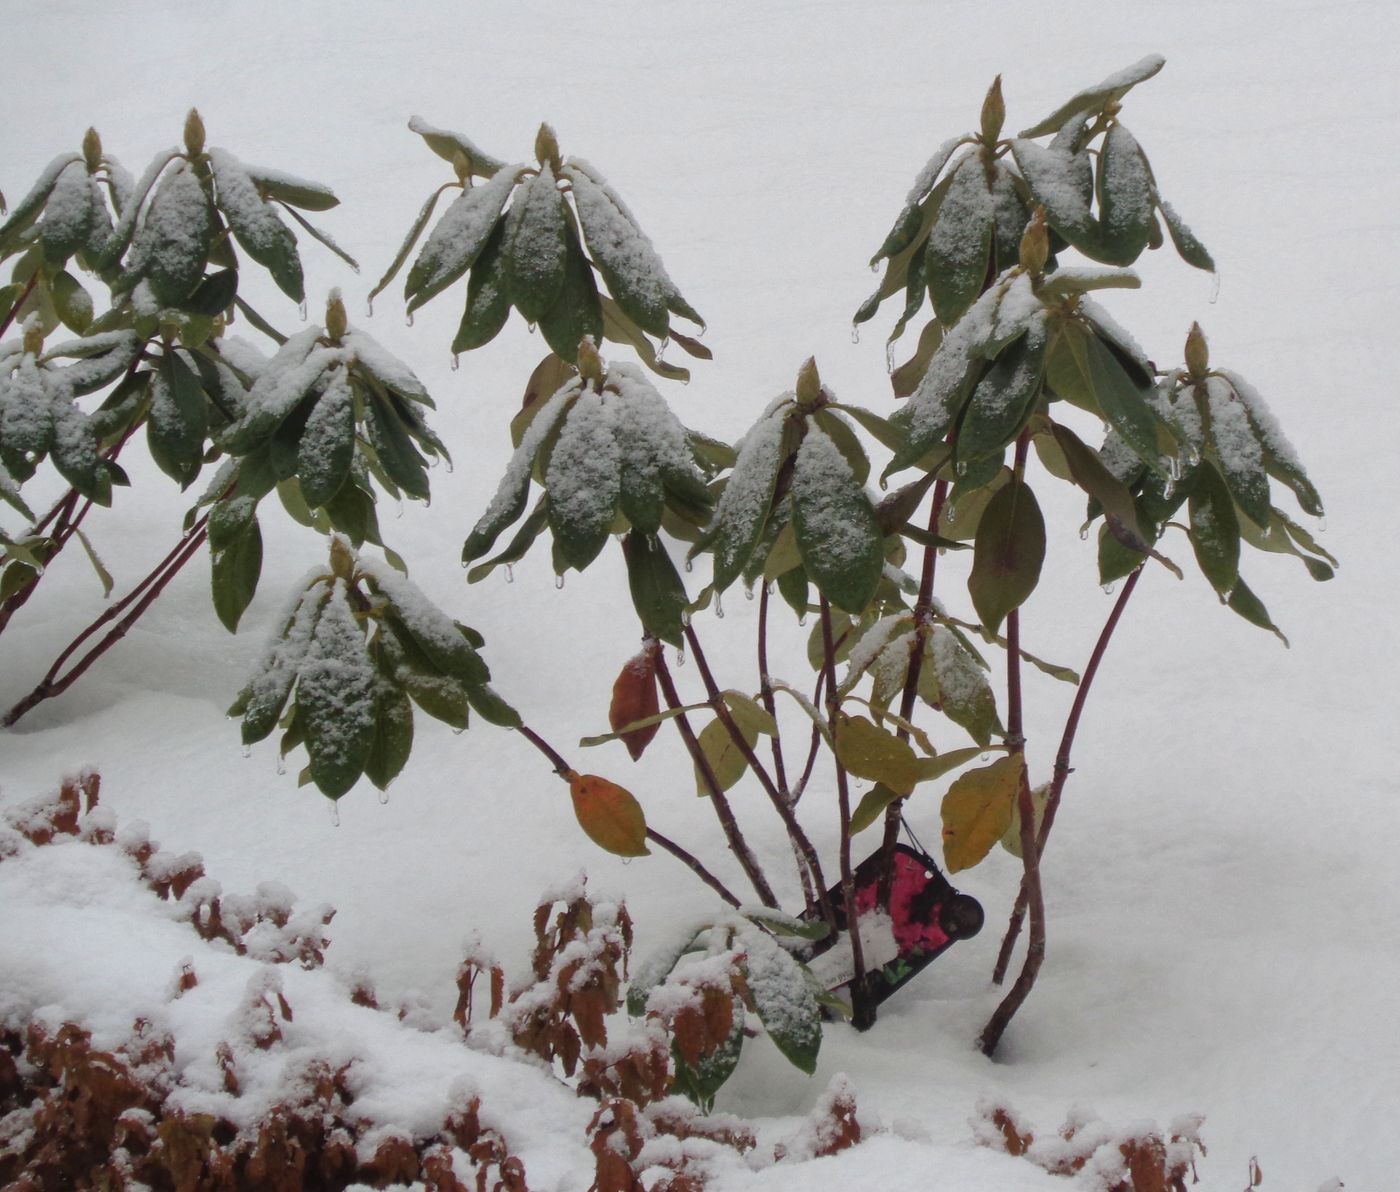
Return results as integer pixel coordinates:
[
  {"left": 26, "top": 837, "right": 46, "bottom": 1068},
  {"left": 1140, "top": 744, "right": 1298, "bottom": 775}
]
[
  {"left": 941, "top": 754, "right": 1024, "bottom": 873},
  {"left": 569, "top": 773, "right": 649, "bottom": 857},
  {"left": 722, "top": 690, "right": 777, "bottom": 737},
  {"left": 693, "top": 716, "right": 752, "bottom": 796},
  {"left": 835, "top": 714, "right": 920, "bottom": 796}
]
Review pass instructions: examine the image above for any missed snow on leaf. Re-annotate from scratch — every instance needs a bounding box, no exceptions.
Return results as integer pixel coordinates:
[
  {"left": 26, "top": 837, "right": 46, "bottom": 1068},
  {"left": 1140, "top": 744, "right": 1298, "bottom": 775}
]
[
  {"left": 236, "top": 573, "right": 328, "bottom": 744},
  {"left": 545, "top": 388, "right": 621, "bottom": 570},
  {"left": 209, "top": 149, "right": 304, "bottom": 303},
  {"left": 705, "top": 401, "right": 788, "bottom": 592},
  {"left": 132, "top": 160, "right": 213, "bottom": 306},
  {"left": 737, "top": 920, "right": 821, "bottom": 1074},
  {"left": 343, "top": 329, "right": 430, "bottom": 404},
  {"left": 404, "top": 167, "right": 519, "bottom": 311},
  {"left": 297, "top": 579, "right": 376, "bottom": 798},
  {"left": 38, "top": 161, "right": 97, "bottom": 263},
  {"left": 358, "top": 554, "right": 488, "bottom": 686},
  {"left": 791, "top": 426, "right": 884, "bottom": 615},
  {"left": 839, "top": 613, "right": 912, "bottom": 696},
  {"left": 1204, "top": 375, "right": 1270, "bottom": 529},
  {"left": 296, "top": 366, "right": 355, "bottom": 508}
]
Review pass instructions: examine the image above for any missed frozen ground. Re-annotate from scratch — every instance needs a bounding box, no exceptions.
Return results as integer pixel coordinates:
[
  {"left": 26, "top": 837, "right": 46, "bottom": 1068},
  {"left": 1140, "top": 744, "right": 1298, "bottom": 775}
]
[{"left": 2, "top": 1, "right": 1398, "bottom": 1187}]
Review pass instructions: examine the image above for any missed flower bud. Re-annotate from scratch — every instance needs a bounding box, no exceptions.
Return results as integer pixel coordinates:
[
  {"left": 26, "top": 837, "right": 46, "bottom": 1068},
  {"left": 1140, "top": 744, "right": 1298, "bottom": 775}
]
[
  {"left": 325, "top": 289, "right": 348, "bottom": 342},
  {"left": 1020, "top": 208, "right": 1049, "bottom": 276},
  {"left": 82, "top": 128, "right": 103, "bottom": 173},
  {"left": 576, "top": 335, "right": 604, "bottom": 385},
  {"left": 184, "top": 108, "right": 206, "bottom": 157},
  {"left": 795, "top": 357, "right": 821, "bottom": 408},
  {"left": 328, "top": 534, "right": 356, "bottom": 583},
  {"left": 452, "top": 150, "right": 472, "bottom": 185},
  {"left": 22, "top": 314, "right": 44, "bottom": 357},
  {"left": 534, "top": 122, "right": 561, "bottom": 172},
  {"left": 1185, "top": 322, "right": 1209, "bottom": 378},
  {"left": 980, "top": 75, "right": 1006, "bottom": 144}
]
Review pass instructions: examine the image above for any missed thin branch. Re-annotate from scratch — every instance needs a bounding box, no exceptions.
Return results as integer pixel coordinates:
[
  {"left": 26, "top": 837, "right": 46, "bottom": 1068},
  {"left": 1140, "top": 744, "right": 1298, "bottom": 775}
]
[
  {"left": 991, "top": 563, "right": 1145, "bottom": 983},
  {"left": 653, "top": 647, "right": 779, "bottom": 909},
  {"left": 683, "top": 620, "right": 837, "bottom": 928},
  {"left": 0, "top": 273, "right": 39, "bottom": 340},
  {"left": 514, "top": 721, "right": 742, "bottom": 908},
  {"left": 820, "top": 595, "right": 876, "bottom": 1030}
]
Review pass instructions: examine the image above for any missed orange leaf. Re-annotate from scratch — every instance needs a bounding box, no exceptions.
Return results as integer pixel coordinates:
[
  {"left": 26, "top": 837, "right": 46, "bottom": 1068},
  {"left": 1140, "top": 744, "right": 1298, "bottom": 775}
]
[
  {"left": 569, "top": 773, "right": 650, "bottom": 857},
  {"left": 609, "top": 648, "right": 661, "bottom": 762}
]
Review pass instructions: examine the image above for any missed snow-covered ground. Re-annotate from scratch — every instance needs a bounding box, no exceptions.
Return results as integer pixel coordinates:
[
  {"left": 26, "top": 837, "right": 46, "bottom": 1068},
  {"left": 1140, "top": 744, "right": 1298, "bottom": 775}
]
[{"left": 3, "top": 2, "right": 1398, "bottom": 1187}]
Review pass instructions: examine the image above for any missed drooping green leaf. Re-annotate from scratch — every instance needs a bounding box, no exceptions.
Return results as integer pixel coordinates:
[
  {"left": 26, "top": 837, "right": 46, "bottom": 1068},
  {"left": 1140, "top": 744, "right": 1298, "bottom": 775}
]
[
  {"left": 869, "top": 135, "right": 967, "bottom": 265},
  {"left": 235, "top": 580, "right": 328, "bottom": 745},
  {"left": 742, "top": 929, "right": 821, "bottom": 1075},
  {"left": 407, "top": 116, "right": 507, "bottom": 179},
  {"left": 297, "top": 585, "right": 377, "bottom": 798},
  {"left": 209, "top": 499, "right": 263, "bottom": 632},
  {"left": 452, "top": 216, "right": 512, "bottom": 353},
  {"left": 693, "top": 715, "right": 754, "bottom": 796},
  {"left": 791, "top": 427, "right": 884, "bottom": 616},
  {"left": 835, "top": 713, "right": 920, "bottom": 796},
  {"left": 1202, "top": 376, "right": 1271, "bottom": 530},
  {"left": 850, "top": 782, "right": 902, "bottom": 835},
  {"left": 364, "top": 390, "right": 430, "bottom": 502},
  {"left": 1188, "top": 461, "right": 1240, "bottom": 596},
  {"left": 1018, "top": 54, "right": 1166, "bottom": 138},
  {"left": 139, "top": 161, "right": 214, "bottom": 306},
  {"left": 919, "top": 626, "right": 1000, "bottom": 746},
  {"left": 405, "top": 168, "right": 518, "bottom": 312},
  {"left": 702, "top": 406, "right": 787, "bottom": 593},
  {"left": 1157, "top": 197, "right": 1215, "bottom": 272},
  {"left": 296, "top": 369, "right": 355, "bottom": 508},
  {"left": 955, "top": 326, "right": 1046, "bottom": 466},
  {"left": 466, "top": 496, "right": 549, "bottom": 583},
  {"left": 1097, "top": 124, "right": 1154, "bottom": 265},
  {"left": 369, "top": 182, "right": 453, "bottom": 305},
  {"left": 502, "top": 164, "right": 567, "bottom": 324},
  {"left": 1010, "top": 138, "right": 1097, "bottom": 247},
  {"left": 624, "top": 530, "right": 687, "bottom": 648},
  {"left": 545, "top": 389, "right": 619, "bottom": 571},
  {"left": 538, "top": 215, "right": 604, "bottom": 363},
  {"left": 968, "top": 477, "right": 1045, "bottom": 634},
  {"left": 925, "top": 156, "right": 994, "bottom": 327},
  {"left": 1226, "top": 575, "right": 1288, "bottom": 645},
  {"left": 50, "top": 270, "right": 94, "bottom": 333},
  {"left": 465, "top": 682, "right": 521, "bottom": 729},
  {"left": 209, "top": 150, "right": 304, "bottom": 303},
  {"left": 1057, "top": 326, "right": 1172, "bottom": 477},
  {"left": 147, "top": 350, "right": 208, "bottom": 486},
  {"left": 0, "top": 153, "right": 82, "bottom": 254},
  {"left": 245, "top": 167, "right": 339, "bottom": 211}
]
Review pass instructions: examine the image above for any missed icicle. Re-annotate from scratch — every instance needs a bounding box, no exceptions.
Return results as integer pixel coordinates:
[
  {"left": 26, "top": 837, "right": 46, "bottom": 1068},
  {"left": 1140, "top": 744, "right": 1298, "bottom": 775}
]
[
  {"left": 328, "top": 803, "right": 341, "bottom": 827},
  {"left": 675, "top": 646, "right": 685, "bottom": 667},
  {"left": 405, "top": 311, "right": 415, "bottom": 327},
  {"left": 241, "top": 745, "right": 252, "bottom": 760},
  {"left": 744, "top": 583, "right": 755, "bottom": 602},
  {"left": 797, "top": 611, "right": 808, "bottom": 627},
  {"left": 765, "top": 581, "right": 774, "bottom": 596},
  {"left": 1101, "top": 582, "right": 1117, "bottom": 595},
  {"left": 885, "top": 342, "right": 895, "bottom": 372},
  {"left": 451, "top": 725, "right": 466, "bottom": 737},
  {"left": 1079, "top": 525, "right": 1090, "bottom": 541},
  {"left": 504, "top": 564, "right": 514, "bottom": 584},
  {"left": 683, "top": 559, "right": 694, "bottom": 574},
  {"left": 365, "top": 298, "right": 374, "bottom": 318},
  {"left": 378, "top": 790, "right": 390, "bottom": 805},
  {"left": 954, "top": 460, "right": 969, "bottom": 477},
  {"left": 870, "top": 261, "right": 880, "bottom": 275},
  {"left": 944, "top": 505, "right": 957, "bottom": 524},
  {"left": 714, "top": 591, "right": 725, "bottom": 619},
  {"left": 275, "top": 757, "right": 285, "bottom": 776},
  {"left": 1209, "top": 272, "right": 1221, "bottom": 305},
  {"left": 658, "top": 336, "right": 670, "bottom": 361},
  {"left": 1317, "top": 514, "right": 1327, "bottom": 532},
  {"left": 555, "top": 573, "right": 565, "bottom": 590},
  {"left": 297, "top": 300, "right": 309, "bottom": 321},
  {"left": 621, "top": 856, "right": 633, "bottom": 867},
  {"left": 450, "top": 353, "right": 460, "bottom": 371},
  {"left": 850, "top": 325, "right": 861, "bottom": 345},
  {"left": 680, "top": 608, "right": 691, "bottom": 628}
]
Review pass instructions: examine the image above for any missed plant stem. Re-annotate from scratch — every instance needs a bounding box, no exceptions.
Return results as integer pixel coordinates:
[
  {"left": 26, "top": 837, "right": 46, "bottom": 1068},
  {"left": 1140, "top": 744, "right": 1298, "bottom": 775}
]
[
  {"left": 514, "top": 721, "right": 742, "bottom": 909},
  {"left": 683, "top": 621, "right": 837, "bottom": 928},
  {"left": 820, "top": 595, "right": 876, "bottom": 1030},
  {"left": 977, "top": 433, "right": 1044, "bottom": 1057},
  {"left": 0, "top": 273, "right": 40, "bottom": 340},
  {"left": 3, "top": 516, "right": 210, "bottom": 728},
  {"left": 991, "top": 563, "right": 1144, "bottom": 984},
  {"left": 878, "top": 472, "right": 951, "bottom": 905},
  {"left": 653, "top": 647, "right": 779, "bottom": 909}
]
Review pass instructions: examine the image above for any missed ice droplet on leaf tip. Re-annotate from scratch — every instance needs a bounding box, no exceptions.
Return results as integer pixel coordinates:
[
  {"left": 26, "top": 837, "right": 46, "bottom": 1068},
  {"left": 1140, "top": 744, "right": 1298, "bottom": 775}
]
[
  {"left": 850, "top": 326, "right": 861, "bottom": 345},
  {"left": 378, "top": 790, "right": 389, "bottom": 805},
  {"left": 744, "top": 583, "right": 755, "bottom": 602},
  {"left": 675, "top": 647, "right": 685, "bottom": 667},
  {"left": 275, "top": 758, "right": 285, "bottom": 776},
  {"left": 450, "top": 353, "right": 460, "bottom": 371},
  {"left": 1209, "top": 272, "right": 1221, "bottom": 304},
  {"left": 298, "top": 300, "right": 308, "bottom": 321},
  {"left": 680, "top": 608, "right": 691, "bottom": 627},
  {"left": 504, "top": 564, "right": 514, "bottom": 584},
  {"left": 1102, "top": 582, "right": 1117, "bottom": 595},
  {"left": 683, "top": 559, "right": 693, "bottom": 574},
  {"left": 526, "top": 322, "right": 537, "bottom": 335},
  {"left": 328, "top": 803, "right": 341, "bottom": 827},
  {"left": 1317, "top": 514, "right": 1327, "bottom": 532},
  {"left": 405, "top": 312, "right": 415, "bottom": 327},
  {"left": 241, "top": 745, "right": 252, "bottom": 760},
  {"left": 364, "top": 298, "right": 374, "bottom": 318},
  {"left": 714, "top": 591, "right": 724, "bottom": 619},
  {"left": 555, "top": 573, "right": 565, "bottom": 590},
  {"left": 1079, "top": 526, "right": 1090, "bottom": 541}
]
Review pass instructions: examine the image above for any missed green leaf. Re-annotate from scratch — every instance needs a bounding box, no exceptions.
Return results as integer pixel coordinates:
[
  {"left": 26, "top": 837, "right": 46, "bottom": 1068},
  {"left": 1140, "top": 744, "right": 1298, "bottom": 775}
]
[
  {"left": 465, "top": 682, "right": 521, "bottom": 729},
  {"left": 72, "top": 527, "right": 113, "bottom": 597},
  {"left": 1097, "top": 124, "right": 1154, "bottom": 265},
  {"left": 369, "top": 183, "right": 452, "bottom": 305},
  {"left": 693, "top": 715, "right": 754, "bottom": 796},
  {"left": 210, "top": 501, "right": 263, "bottom": 632},
  {"left": 147, "top": 350, "right": 208, "bottom": 487},
  {"left": 276, "top": 202, "right": 361, "bottom": 272},
  {"left": 142, "top": 162, "right": 214, "bottom": 306},
  {"left": 236, "top": 581, "right": 328, "bottom": 745},
  {"left": 741, "top": 908, "right": 829, "bottom": 941},
  {"left": 1050, "top": 422, "right": 1154, "bottom": 556},
  {"left": 502, "top": 165, "right": 567, "bottom": 324},
  {"left": 581, "top": 701, "right": 706, "bottom": 748},
  {"left": 1227, "top": 575, "right": 1288, "bottom": 645},
  {"left": 50, "top": 270, "right": 93, "bottom": 334},
  {"left": 1188, "top": 461, "right": 1240, "bottom": 596},
  {"left": 624, "top": 530, "right": 688, "bottom": 648},
  {"left": 702, "top": 408, "right": 786, "bottom": 593},
  {"left": 1056, "top": 326, "right": 1172, "bottom": 477},
  {"left": 956, "top": 328, "right": 1046, "bottom": 466},
  {"left": 920, "top": 626, "right": 1000, "bottom": 746},
  {"left": 452, "top": 216, "right": 512, "bottom": 353},
  {"left": 296, "top": 370, "right": 355, "bottom": 508},
  {"left": 246, "top": 168, "right": 339, "bottom": 211},
  {"left": 537, "top": 215, "right": 604, "bottom": 363},
  {"left": 743, "top": 930, "right": 821, "bottom": 1075},
  {"left": 925, "top": 157, "right": 994, "bottom": 327},
  {"left": 850, "top": 782, "right": 902, "bottom": 835},
  {"left": 184, "top": 268, "right": 239, "bottom": 318},
  {"left": 599, "top": 295, "right": 690, "bottom": 382},
  {"left": 405, "top": 169, "right": 517, "bottom": 312},
  {"left": 968, "top": 477, "right": 1045, "bottom": 635},
  {"left": 1157, "top": 197, "right": 1215, "bottom": 272},
  {"left": 722, "top": 690, "right": 778, "bottom": 738},
  {"left": 545, "top": 390, "right": 619, "bottom": 570},
  {"left": 209, "top": 151, "right": 304, "bottom": 303},
  {"left": 791, "top": 427, "right": 884, "bottom": 615},
  {"left": 813, "top": 409, "right": 871, "bottom": 486},
  {"left": 0, "top": 154, "right": 82, "bottom": 253},
  {"left": 407, "top": 116, "right": 507, "bottom": 178},
  {"left": 298, "top": 591, "right": 377, "bottom": 799},
  {"left": 1018, "top": 55, "right": 1166, "bottom": 138},
  {"left": 941, "top": 753, "right": 1024, "bottom": 873},
  {"left": 466, "top": 496, "right": 549, "bottom": 583},
  {"left": 365, "top": 390, "right": 430, "bottom": 501},
  {"left": 1010, "top": 138, "right": 1096, "bottom": 246},
  {"left": 869, "top": 135, "right": 967, "bottom": 265}
]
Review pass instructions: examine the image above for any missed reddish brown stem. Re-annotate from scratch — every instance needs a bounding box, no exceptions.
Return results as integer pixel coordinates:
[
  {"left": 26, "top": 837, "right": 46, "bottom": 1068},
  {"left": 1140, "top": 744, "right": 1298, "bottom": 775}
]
[
  {"left": 3, "top": 519, "right": 210, "bottom": 728},
  {"left": 514, "top": 721, "right": 741, "bottom": 909},
  {"left": 0, "top": 273, "right": 39, "bottom": 340},
  {"left": 653, "top": 647, "right": 779, "bottom": 909},
  {"left": 991, "top": 564, "right": 1145, "bottom": 984},
  {"left": 683, "top": 621, "right": 836, "bottom": 928},
  {"left": 820, "top": 596, "right": 876, "bottom": 1030}
]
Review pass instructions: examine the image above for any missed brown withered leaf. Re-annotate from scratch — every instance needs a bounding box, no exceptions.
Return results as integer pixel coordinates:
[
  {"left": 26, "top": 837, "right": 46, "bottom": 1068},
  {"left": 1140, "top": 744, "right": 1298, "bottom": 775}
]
[{"left": 610, "top": 648, "right": 661, "bottom": 761}]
